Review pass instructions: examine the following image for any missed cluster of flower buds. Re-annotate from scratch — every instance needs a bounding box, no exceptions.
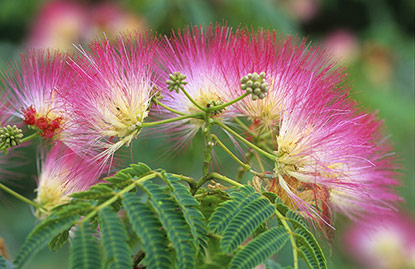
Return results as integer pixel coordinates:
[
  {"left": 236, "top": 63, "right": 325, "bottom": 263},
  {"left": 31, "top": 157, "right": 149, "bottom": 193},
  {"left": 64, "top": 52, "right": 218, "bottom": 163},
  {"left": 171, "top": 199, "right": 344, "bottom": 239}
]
[
  {"left": 0, "top": 125, "right": 23, "bottom": 149},
  {"left": 240, "top": 72, "right": 269, "bottom": 100},
  {"left": 206, "top": 99, "right": 225, "bottom": 115},
  {"left": 166, "top": 72, "right": 188, "bottom": 93}
]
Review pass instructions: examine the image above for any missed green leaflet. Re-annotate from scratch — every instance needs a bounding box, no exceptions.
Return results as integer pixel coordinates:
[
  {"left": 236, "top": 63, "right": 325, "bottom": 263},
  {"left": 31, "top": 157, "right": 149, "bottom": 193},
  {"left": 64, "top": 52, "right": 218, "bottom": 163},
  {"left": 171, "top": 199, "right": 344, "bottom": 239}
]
[
  {"left": 105, "top": 163, "right": 152, "bottom": 188},
  {"left": 230, "top": 227, "right": 289, "bottom": 269},
  {"left": 121, "top": 192, "right": 171, "bottom": 269},
  {"left": 48, "top": 229, "right": 69, "bottom": 252},
  {"left": 13, "top": 214, "right": 79, "bottom": 268},
  {"left": 284, "top": 210, "right": 327, "bottom": 269},
  {"left": 208, "top": 185, "right": 260, "bottom": 235},
  {"left": 98, "top": 207, "right": 132, "bottom": 269},
  {"left": 197, "top": 189, "right": 230, "bottom": 220},
  {"left": 140, "top": 180, "right": 195, "bottom": 269},
  {"left": 70, "top": 183, "right": 114, "bottom": 201},
  {"left": 166, "top": 175, "right": 208, "bottom": 255},
  {"left": 298, "top": 245, "right": 319, "bottom": 269},
  {"left": 70, "top": 222, "right": 101, "bottom": 269},
  {"left": 220, "top": 197, "right": 275, "bottom": 253},
  {"left": 0, "top": 255, "right": 6, "bottom": 269},
  {"left": 295, "top": 229, "right": 327, "bottom": 269}
]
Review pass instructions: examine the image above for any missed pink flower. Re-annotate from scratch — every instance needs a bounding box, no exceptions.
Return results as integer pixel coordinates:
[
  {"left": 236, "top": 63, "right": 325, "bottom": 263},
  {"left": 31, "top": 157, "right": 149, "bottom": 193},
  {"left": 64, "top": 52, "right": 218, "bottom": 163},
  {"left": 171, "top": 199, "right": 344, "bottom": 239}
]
[
  {"left": 157, "top": 25, "right": 253, "bottom": 146},
  {"left": 64, "top": 33, "right": 161, "bottom": 169},
  {"left": 1, "top": 49, "right": 71, "bottom": 140},
  {"left": 344, "top": 212, "right": 415, "bottom": 269},
  {"left": 35, "top": 142, "right": 103, "bottom": 216},
  {"left": 230, "top": 31, "right": 347, "bottom": 132},
  {"left": 262, "top": 91, "right": 400, "bottom": 227}
]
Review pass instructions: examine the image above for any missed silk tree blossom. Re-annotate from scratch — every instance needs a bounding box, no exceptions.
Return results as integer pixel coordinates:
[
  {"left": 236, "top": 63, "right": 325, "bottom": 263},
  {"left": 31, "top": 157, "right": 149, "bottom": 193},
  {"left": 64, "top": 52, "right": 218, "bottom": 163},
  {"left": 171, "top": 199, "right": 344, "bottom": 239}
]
[
  {"left": 229, "top": 30, "right": 348, "bottom": 133},
  {"left": 35, "top": 142, "right": 103, "bottom": 217},
  {"left": 158, "top": 25, "right": 259, "bottom": 146},
  {"left": 1, "top": 49, "right": 71, "bottom": 140},
  {"left": 345, "top": 212, "right": 415, "bottom": 269},
  {"left": 65, "top": 32, "right": 161, "bottom": 168},
  {"left": 266, "top": 94, "right": 400, "bottom": 226}
]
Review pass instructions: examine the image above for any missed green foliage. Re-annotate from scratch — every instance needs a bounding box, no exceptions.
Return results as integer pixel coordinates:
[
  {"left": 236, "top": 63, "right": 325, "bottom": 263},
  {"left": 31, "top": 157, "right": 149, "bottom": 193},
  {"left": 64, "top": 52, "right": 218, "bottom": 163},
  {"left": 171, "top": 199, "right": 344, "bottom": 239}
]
[
  {"left": 0, "top": 255, "right": 6, "bottom": 269},
  {"left": 122, "top": 192, "right": 171, "bottom": 268},
  {"left": 282, "top": 208, "right": 327, "bottom": 269},
  {"left": 13, "top": 214, "right": 79, "bottom": 268},
  {"left": 230, "top": 227, "right": 289, "bottom": 269},
  {"left": 166, "top": 175, "right": 208, "bottom": 255},
  {"left": 99, "top": 207, "right": 132, "bottom": 269},
  {"left": 208, "top": 185, "right": 259, "bottom": 234},
  {"left": 141, "top": 180, "right": 196, "bottom": 268},
  {"left": 220, "top": 196, "right": 275, "bottom": 253},
  {"left": 70, "top": 222, "right": 102, "bottom": 269},
  {"left": 11, "top": 162, "right": 328, "bottom": 269},
  {"left": 48, "top": 229, "right": 69, "bottom": 252}
]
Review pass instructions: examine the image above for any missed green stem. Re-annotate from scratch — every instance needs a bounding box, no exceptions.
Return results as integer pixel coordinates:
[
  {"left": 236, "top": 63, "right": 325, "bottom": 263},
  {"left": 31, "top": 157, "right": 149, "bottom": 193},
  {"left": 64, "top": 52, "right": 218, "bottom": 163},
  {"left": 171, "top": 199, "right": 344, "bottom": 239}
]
[
  {"left": 21, "top": 132, "right": 38, "bottom": 143},
  {"left": 155, "top": 99, "right": 186, "bottom": 116},
  {"left": 207, "top": 172, "right": 244, "bottom": 188},
  {"left": 275, "top": 208, "right": 299, "bottom": 269},
  {"left": 209, "top": 92, "right": 249, "bottom": 112},
  {"left": 213, "top": 120, "right": 276, "bottom": 161},
  {"left": 211, "top": 134, "right": 250, "bottom": 171},
  {"left": 181, "top": 87, "right": 207, "bottom": 112},
  {"left": 170, "top": 173, "right": 197, "bottom": 193},
  {"left": 141, "top": 113, "right": 204, "bottom": 128},
  {"left": 201, "top": 113, "right": 214, "bottom": 182},
  {"left": 236, "top": 150, "right": 254, "bottom": 181},
  {"left": 0, "top": 182, "right": 43, "bottom": 209},
  {"left": 81, "top": 172, "right": 158, "bottom": 224}
]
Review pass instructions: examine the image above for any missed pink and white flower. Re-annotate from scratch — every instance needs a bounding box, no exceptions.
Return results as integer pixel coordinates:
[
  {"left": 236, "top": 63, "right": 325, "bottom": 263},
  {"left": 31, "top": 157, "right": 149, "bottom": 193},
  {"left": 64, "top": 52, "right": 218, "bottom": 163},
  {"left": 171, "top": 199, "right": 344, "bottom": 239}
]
[
  {"left": 1, "top": 49, "right": 71, "bottom": 140},
  {"left": 65, "top": 33, "right": 161, "bottom": 169},
  {"left": 157, "top": 25, "right": 254, "bottom": 145},
  {"left": 35, "top": 142, "right": 103, "bottom": 216}
]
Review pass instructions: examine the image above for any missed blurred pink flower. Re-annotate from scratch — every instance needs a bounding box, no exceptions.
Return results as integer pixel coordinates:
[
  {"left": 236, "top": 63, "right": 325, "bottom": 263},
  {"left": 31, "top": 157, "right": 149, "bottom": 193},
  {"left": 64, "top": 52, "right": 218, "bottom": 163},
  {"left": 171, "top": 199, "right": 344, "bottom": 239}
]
[
  {"left": 27, "top": 1, "right": 147, "bottom": 51},
  {"left": 27, "top": 1, "right": 88, "bottom": 51},
  {"left": 323, "top": 29, "right": 359, "bottom": 64},
  {"left": 345, "top": 212, "right": 415, "bottom": 269}
]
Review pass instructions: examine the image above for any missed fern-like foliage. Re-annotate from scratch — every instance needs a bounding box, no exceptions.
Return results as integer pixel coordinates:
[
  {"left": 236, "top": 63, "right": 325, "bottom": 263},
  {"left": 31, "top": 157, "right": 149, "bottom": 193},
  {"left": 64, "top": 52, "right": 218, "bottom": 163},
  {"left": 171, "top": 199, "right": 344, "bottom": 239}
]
[
  {"left": 99, "top": 207, "right": 132, "bottom": 269},
  {"left": 166, "top": 174, "right": 208, "bottom": 255},
  {"left": 230, "top": 227, "right": 289, "bottom": 269},
  {"left": 220, "top": 196, "right": 275, "bottom": 253},
  {"left": 122, "top": 192, "right": 171, "bottom": 269},
  {"left": 285, "top": 210, "right": 327, "bottom": 269},
  {"left": 208, "top": 186, "right": 260, "bottom": 235},
  {"left": 11, "top": 162, "right": 328, "bottom": 269},
  {"left": 13, "top": 214, "right": 79, "bottom": 268},
  {"left": 70, "top": 222, "right": 102, "bottom": 269},
  {"left": 140, "top": 180, "right": 196, "bottom": 268}
]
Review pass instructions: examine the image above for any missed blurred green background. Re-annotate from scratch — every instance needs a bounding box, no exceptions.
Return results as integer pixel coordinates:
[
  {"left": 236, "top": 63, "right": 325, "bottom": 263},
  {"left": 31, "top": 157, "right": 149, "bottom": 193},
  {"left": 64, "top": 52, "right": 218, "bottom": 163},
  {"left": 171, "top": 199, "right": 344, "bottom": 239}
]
[{"left": 0, "top": 0, "right": 413, "bottom": 268}]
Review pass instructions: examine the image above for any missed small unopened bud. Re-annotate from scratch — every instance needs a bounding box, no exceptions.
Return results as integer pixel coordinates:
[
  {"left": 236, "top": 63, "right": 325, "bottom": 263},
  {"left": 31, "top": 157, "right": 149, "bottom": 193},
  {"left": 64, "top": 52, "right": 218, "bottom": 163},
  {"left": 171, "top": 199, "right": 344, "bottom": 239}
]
[
  {"left": 0, "top": 125, "right": 23, "bottom": 149},
  {"left": 166, "top": 71, "right": 188, "bottom": 93},
  {"left": 240, "top": 71, "right": 269, "bottom": 100}
]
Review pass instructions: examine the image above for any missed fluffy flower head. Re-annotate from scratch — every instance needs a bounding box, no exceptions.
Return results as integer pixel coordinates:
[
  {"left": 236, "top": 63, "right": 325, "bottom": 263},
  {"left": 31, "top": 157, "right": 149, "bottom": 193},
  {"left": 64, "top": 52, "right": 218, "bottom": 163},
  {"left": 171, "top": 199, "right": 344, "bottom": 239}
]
[
  {"left": 1, "top": 49, "right": 70, "bottom": 139},
  {"left": 65, "top": 32, "right": 161, "bottom": 167},
  {"left": 35, "top": 142, "right": 102, "bottom": 216}
]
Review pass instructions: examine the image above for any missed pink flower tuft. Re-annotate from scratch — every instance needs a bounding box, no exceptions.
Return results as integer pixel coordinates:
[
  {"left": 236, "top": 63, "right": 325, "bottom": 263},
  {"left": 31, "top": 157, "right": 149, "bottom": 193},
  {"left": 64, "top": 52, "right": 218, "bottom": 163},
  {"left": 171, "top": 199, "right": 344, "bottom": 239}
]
[
  {"left": 1, "top": 49, "right": 71, "bottom": 140},
  {"left": 64, "top": 32, "right": 162, "bottom": 170},
  {"left": 35, "top": 142, "right": 103, "bottom": 216}
]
